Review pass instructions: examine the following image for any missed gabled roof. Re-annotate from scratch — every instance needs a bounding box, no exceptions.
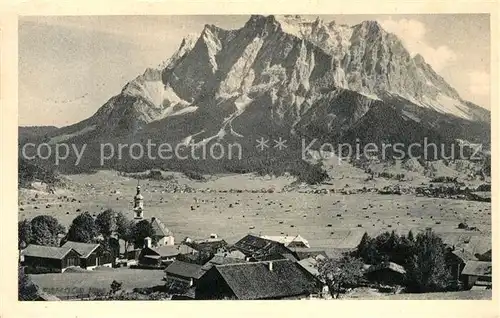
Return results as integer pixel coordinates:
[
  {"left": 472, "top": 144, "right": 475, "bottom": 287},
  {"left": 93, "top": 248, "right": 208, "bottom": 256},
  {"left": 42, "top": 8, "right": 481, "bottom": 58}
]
[
  {"left": 233, "top": 234, "right": 297, "bottom": 261},
  {"left": 366, "top": 262, "right": 406, "bottom": 275},
  {"left": 451, "top": 249, "right": 476, "bottom": 262},
  {"left": 166, "top": 261, "right": 205, "bottom": 280},
  {"left": 260, "top": 235, "right": 311, "bottom": 248},
  {"left": 208, "top": 259, "right": 319, "bottom": 300},
  {"left": 150, "top": 245, "right": 180, "bottom": 257},
  {"left": 297, "top": 255, "right": 326, "bottom": 277},
  {"left": 215, "top": 249, "right": 247, "bottom": 260},
  {"left": 292, "top": 249, "right": 328, "bottom": 260},
  {"left": 201, "top": 255, "right": 246, "bottom": 271},
  {"left": 151, "top": 217, "right": 173, "bottom": 237},
  {"left": 62, "top": 241, "right": 100, "bottom": 258},
  {"left": 462, "top": 261, "right": 492, "bottom": 277},
  {"left": 23, "top": 244, "right": 80, "bottom": 260},
  {"left": 184, "top": 238, "right": 228, "bottom": 254}
]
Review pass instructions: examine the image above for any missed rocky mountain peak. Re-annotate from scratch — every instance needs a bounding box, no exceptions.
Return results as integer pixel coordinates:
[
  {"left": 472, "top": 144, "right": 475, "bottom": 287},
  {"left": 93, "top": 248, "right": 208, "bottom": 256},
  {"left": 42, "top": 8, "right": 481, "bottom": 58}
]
[
  {"left": 413, "top": 53, "right": 426, "bottom": 64},
  {"left": 244, "top": 15, "right": 282, "bottom": 36},
  {"left": 41, "top": 14, "right": 489, "bottom": 175},
  {"left": 57, "top": 14, "right": 489, "bottom": 145}
]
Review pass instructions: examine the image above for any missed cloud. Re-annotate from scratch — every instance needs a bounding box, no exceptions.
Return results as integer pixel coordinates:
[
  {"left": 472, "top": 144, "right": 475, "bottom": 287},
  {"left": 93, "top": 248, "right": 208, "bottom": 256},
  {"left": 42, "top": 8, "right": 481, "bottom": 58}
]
[
  {"left": 380, "top": 18, "right": 457, "bottom": 71},
  {"left": 469, "top": 71, "right": 490, "bottom": 96}
]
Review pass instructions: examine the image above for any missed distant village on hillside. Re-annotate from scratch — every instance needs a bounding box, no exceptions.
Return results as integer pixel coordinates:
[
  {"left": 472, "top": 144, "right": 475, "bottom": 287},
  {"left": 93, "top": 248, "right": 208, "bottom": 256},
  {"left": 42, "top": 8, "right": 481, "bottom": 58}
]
[{"left": 18, "top": 184, "right": 491, "bottom": 301}]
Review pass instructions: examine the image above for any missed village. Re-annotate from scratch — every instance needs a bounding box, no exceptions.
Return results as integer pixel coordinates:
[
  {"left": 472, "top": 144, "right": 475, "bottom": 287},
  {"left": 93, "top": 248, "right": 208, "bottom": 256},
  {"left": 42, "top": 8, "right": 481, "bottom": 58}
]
[{"left": 18, "top": 181, "right": 492, "bottom": 301}]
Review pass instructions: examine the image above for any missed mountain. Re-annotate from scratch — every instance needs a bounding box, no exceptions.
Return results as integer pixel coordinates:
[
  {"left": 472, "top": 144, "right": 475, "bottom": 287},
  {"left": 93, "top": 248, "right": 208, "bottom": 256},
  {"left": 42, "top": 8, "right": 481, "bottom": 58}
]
[
  {"left": 21, "top": 15, "right": 490, "bottom": 180},
  {"left": 19, "top": 126, "right": 59, "bottom": 143}
]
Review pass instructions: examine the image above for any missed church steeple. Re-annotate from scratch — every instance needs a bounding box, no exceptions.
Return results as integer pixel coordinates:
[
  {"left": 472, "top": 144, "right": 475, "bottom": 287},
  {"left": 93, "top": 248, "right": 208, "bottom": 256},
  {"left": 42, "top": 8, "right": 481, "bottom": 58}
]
[{"left": 133, "top": 181, "right": 144, "bottom": 220}]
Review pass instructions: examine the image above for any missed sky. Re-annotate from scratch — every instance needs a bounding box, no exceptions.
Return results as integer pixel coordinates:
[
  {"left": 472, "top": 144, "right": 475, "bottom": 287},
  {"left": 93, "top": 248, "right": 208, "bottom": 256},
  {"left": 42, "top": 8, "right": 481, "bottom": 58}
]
[{"left": 18, "top": 14, "right": 491, "bottom": 127}]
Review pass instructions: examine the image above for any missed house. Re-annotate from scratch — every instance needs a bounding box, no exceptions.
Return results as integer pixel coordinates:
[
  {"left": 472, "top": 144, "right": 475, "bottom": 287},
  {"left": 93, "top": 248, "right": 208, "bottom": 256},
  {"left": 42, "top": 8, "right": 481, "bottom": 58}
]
[
  {"left": 364, "top": 262, "right": 407, "bottom": 286},
  {"left": 22, "top": 244, "right": 81, "bottom": 273},
  {"left": 297, "top": 254, "right": 326, "bottom": 278},
  {"left": 183, "top": 237, "right": 228, "bottom": 255},
  {"left": 445, "top": 248, "right": 476, "bottom": 281},
  {"left": 259, "top": 234, "right": 311, "bottom": 248},
  {"left": 62, "top": 241, "right": 114, "bottom": 270},
  {"left": 165, "top": 260, "right": 205, "bottom": 286},
  {"left": 291, "top": 248, "right": 328, "bottom": 261},
  {"left": 461, "top": 261, "right": 492, "bottom": 290},
  {"left": 125, "top": 248, "right": 142, "bottom": 260},
  {"left": 178, "top": 242, "right": 199, "bottom": 255},
  {"left": 138, "top": 244, "right": 179, "bottom": 268},
  {"left": 150, "top": 217, "right": 175, "bottom": 247},
  {"left": 232, "top": 234, "right": 298, "bottom": 262},
  {"left": 195, "top": 259, "right": 322, "bottom": 300}
]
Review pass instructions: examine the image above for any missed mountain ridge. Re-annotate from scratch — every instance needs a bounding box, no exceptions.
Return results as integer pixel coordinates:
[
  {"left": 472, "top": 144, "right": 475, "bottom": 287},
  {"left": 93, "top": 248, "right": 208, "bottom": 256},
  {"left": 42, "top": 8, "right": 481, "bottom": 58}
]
[{"left": 20, "top": 15, "right": 490, "bottom": 180}]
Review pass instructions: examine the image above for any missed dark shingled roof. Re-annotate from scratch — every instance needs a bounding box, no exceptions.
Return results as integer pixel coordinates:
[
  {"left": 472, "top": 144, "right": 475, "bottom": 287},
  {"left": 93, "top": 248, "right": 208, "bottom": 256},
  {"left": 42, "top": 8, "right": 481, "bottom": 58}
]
[
  {"left": 150, "top": 245, "right": 180, "bottom": 257},
  {"left": 23, "top": 244, "right": 79, "bottom": 260},
  {"left": 462, "top": 261, "right": 492, "bottom": 277},
  {"left": 233, "top": 234, "right": 297, "bottom": 261},
  {"left": 292, "top": 248, "right": 329, "bottom": 260},
  {"left": 366, "top": 262, "right": 407, "bottom": 275},
  {"left": 212, "top": 259, "right": 319, "bottom": 300},
  {"left": 151, "top": 217, "right": 173, "bottom": 237},
  {"left": 184, "top": 238, "right": 228, "bottom": 254},
  {"left": 62, "top": 241, "right": 100, "bottom": 258},
  {"left": 201, "top": 256, "right": 246, "bottom": 271},
  {"left": 451, "top": 249, "right": 476, "bottom": 262},
  {"left": 166, "top": 261, "right": 205, "bottom": 280}
]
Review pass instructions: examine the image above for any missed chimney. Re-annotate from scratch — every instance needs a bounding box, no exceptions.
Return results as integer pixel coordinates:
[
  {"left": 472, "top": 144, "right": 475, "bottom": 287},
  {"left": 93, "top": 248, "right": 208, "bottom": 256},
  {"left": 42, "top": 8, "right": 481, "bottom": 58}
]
[
  {"left": 144, "top": 237, "right": 152, "bottom": 248},
  {"left": 268, "top": 261, "right": 273, "bottom": 271}
]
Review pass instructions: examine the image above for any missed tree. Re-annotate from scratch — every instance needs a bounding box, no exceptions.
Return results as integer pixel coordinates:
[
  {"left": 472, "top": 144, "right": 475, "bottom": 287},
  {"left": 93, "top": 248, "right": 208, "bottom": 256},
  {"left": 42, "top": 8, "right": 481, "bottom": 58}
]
[
  {"left": 355, "top": 232, "right": 377, "bottom": 264},
  {"left": 18, "top": 219, "right": 33, "bottom": 249},
  {"left": 18, "top": 267, "right": 41, "bottom": 300},
  {"left": 407, "top": 230, "right": 415, "bottom": 242},
  {"left": 30, "top": 215, "right": 66, "bottom": 246},
  {"left": 65, "top": 212, "right": 99, "bottom": 243},
  {"left": 132, "top": 220, "right": 155, "bottom": 248},
  {"left": 318, "top": 255, "right": 365, "bottom": 298},
  {"left": 116, "top": 212, "right": 135, "bottom": 252},
  {"left": 405, "top": 228, "right": 451, "bottom": 292},
  {"left": 95, "top": 209, "right": 116, "bottom": 237}
]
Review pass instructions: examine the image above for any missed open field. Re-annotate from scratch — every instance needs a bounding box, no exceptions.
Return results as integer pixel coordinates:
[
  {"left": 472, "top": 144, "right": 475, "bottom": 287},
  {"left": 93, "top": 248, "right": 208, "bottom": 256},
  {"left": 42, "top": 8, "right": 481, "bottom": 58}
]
[
  {"left": 30, "top": 268, "right": 165, "bottom": 297},
  {"left": 19, "top": 171, "right": 491, "bottom": 251}
]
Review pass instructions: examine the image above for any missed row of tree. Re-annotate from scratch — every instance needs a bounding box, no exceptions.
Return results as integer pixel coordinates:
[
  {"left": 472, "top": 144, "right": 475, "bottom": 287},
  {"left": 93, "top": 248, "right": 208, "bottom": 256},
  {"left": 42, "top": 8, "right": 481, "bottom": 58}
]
[
  {"left": 317, "top": 229, "right": 454, "bottom": 298},
  {"left": 18, "top": 210, "right": 158, "bottom": 256},
  {"left": 355, "top": 228, "right": 452, "bottom": 292}
]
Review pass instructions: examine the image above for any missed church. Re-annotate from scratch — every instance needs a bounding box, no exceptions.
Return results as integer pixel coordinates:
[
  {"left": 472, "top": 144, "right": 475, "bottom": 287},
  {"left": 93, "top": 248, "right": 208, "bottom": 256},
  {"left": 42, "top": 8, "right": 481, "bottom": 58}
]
[{"left": 133, "top": 184, "right": 175, "bottom": 247}]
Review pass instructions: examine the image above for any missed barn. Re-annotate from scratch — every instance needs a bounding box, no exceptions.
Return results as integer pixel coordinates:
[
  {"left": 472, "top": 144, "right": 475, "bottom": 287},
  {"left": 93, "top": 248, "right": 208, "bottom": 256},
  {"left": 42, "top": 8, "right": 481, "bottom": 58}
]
[
  {"left": 364, "top": 262, "right": 407, "bottom": 286},
  {"left": 62, "top": 241, "right": 114, "bottom": 270},
  {"left": 22, "top": 244, "right": 81, "bottom": 273},
  {"left": 195, "top": 259, "right": 321, "bottom": 300}
]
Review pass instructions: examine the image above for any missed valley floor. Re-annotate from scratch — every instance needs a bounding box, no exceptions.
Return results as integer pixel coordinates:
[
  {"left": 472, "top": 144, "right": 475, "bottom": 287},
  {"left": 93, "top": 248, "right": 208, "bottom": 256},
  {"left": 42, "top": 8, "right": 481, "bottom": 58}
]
[{"left": 19, "top": 170, "right": 491, "bottom": 249}]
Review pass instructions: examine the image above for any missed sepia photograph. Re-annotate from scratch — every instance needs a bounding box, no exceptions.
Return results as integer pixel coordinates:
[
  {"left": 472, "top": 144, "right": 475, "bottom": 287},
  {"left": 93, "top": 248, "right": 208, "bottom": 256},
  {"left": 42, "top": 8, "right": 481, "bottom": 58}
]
[{"left": 15, "top": 12, "right": 492, "bottom": 302}]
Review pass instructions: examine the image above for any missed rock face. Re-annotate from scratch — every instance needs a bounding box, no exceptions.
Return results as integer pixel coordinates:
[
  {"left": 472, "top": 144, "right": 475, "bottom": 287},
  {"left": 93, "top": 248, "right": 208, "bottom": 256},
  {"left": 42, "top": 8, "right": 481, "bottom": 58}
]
[{"left": 41, "top": 15, "right": 490, "bottom": 173}]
